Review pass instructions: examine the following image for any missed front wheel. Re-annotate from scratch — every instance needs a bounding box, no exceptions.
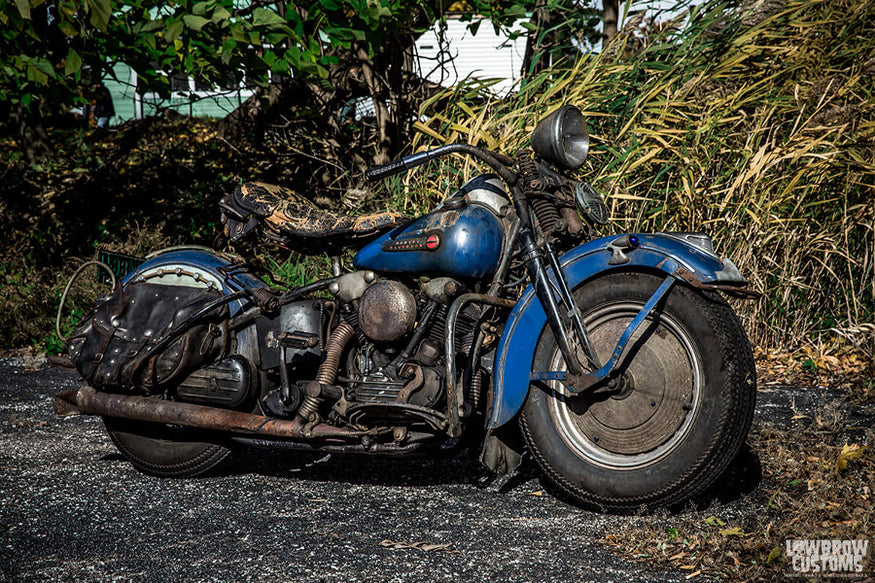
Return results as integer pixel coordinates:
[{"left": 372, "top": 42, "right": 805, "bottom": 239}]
[{"left": 520, "top": 272, "right": 756, "bottom": 513}]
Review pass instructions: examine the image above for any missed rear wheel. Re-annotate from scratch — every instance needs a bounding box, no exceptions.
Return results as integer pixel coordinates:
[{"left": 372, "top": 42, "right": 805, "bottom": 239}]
[
  {"left": 104, "top": 414, "right": 232, "bottom": 478},
  {"left": 520, "top": 272, "right": 756, "bottom": 513}
]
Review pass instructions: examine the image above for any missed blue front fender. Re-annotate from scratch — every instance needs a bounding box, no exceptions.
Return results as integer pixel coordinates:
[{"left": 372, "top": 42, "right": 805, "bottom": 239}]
[{"left": 488, "top": 233, "right": 746, "bottom": 428}]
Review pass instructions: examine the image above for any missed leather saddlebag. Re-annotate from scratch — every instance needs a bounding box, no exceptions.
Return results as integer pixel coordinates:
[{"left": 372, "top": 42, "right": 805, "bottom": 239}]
[{"left": 67, "top": 282, "right": 228, "bottom": 392}]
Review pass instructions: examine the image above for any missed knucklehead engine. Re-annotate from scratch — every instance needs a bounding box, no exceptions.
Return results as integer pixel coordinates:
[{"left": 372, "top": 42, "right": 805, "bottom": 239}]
[{"left": 255, "top": 176, "right": 512, "bottom": 428}]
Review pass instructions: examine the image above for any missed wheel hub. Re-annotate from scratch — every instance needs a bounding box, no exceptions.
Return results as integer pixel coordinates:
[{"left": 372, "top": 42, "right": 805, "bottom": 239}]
[
  {"left": 607, "top": 372, "right": 634, "bottom": 400},
  {"left": 557, "top": 308, "right": 699, "bottom": 458}
]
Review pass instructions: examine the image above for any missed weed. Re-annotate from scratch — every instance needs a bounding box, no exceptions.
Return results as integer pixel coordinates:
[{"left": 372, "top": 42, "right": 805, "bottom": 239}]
[{"left": 396, "top": 0, "right": 875, "bottom": 351}]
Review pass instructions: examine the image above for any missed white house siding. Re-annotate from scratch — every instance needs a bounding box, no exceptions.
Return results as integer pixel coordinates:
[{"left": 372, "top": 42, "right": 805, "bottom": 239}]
[
  {"left": 104, "top": 62, "right": 254, "bottom": 123},
  {"left": 103, "top": 63, "right": 139, "bottom": 125},
  {"left": 104, "top": 16, "right": 531, "bottom": 122},
  {"left": 589, "top": 0, "right": 704, "bottom": 53},
  {"left": 414, "top": 17, "right": 528, "bottom": 95}
]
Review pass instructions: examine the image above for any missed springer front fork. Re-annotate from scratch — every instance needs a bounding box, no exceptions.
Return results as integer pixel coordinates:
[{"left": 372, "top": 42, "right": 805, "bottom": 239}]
[{"left": 516, "top": 209, "right": 677, "bottom": 394}]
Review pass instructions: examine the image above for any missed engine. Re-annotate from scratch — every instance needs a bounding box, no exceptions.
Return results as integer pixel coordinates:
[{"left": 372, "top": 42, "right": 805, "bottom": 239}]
[
  {"left": 326, "top": 274, "right": 485, "bottom": 428},
  {"left": 243, "top": 270, "right": 488, "bottom": 430}
]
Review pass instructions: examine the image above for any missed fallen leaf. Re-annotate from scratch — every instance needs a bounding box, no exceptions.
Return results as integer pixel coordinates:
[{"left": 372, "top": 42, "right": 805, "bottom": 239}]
[
  {"left": 835, "top": 444, "right": 868, "bottom": 474},
  {"left": 704, "top": 515, "right": 725, "bottom": 527},
  {"left": 420, "top": 543, "right": 453, "bottom": 552},
  {"left": 719, "top": 527, "right": 745, "bottom": 536}
]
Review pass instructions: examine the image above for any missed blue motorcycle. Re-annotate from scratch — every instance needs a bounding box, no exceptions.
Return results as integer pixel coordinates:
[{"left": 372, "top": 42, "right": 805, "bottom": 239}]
[{"left": 57, "top": 105, "right": 756, "bottom": 513}]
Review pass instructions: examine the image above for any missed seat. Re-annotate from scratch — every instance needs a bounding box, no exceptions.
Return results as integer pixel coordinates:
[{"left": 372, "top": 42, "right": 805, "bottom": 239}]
[{"left": 220, "top": 182, "right": 410, "bottom": 254}]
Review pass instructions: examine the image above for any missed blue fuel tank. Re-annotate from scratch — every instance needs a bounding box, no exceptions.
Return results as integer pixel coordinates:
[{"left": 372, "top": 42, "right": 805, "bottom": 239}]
[{"left": 353, "top": 175, "right": 509, "bottom": 279}]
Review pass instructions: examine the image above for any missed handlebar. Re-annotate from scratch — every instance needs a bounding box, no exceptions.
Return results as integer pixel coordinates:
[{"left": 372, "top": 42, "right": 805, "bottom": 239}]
[
  {"left": 365, "top": 145, "right": 517, "bottom": 186},
  {"left": 364, "top": 151, "right": 435, "bottom": 182}
]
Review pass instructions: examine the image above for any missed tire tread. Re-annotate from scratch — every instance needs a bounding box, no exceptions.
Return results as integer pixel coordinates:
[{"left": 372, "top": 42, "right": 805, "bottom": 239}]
[{"left": 520, "top": 279, "right": 756, "bottom": 513}]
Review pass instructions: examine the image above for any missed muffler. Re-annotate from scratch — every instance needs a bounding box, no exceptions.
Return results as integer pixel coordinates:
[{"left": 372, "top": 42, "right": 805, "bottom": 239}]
[{"left": 54, "top": 385, "right": 359, "bottom": 440}]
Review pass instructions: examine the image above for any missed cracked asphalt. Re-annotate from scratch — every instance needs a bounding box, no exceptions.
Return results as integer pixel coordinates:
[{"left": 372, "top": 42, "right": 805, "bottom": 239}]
[{"left": 2, "top": 356, "right": 864, "bottom": 583}]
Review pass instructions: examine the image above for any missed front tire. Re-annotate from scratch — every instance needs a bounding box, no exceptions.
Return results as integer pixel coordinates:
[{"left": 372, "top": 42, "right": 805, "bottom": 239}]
[{"left": 520, "top": 272, "right": 756, "bottom": 513}]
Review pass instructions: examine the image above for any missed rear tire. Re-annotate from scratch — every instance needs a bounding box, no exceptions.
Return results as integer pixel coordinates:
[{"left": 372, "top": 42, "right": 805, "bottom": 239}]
[
  {"left": 520, "top": 272, "right": 756, "bottom": 513},
  {"left": 104, "top": 416, "right": 232, "bottom": 478}
]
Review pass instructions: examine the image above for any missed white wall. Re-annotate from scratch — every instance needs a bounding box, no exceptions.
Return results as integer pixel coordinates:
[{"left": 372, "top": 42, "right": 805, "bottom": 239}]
[{"left": 413, "top": 17, "right": 528, "bottom": 95}]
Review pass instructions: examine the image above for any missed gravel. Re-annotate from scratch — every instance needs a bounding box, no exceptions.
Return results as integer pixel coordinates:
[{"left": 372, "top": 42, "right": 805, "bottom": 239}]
[{"left": 1, "top": 356, "right": 846, "bottom": 583}]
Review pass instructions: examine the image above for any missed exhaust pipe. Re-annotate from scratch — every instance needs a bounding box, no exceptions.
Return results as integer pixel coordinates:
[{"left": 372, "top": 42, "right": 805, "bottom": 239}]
[{"left": 54, "top": 385, "right": 360, "bottom": 440}]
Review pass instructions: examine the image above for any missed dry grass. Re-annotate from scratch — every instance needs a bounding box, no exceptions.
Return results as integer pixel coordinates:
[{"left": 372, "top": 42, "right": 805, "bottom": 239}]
[
  {"left": 395, "top": 0, "right": 875, "bottom": 352},
  {"left": 584, "top": 344, "right": 874, "bottom": 582}
]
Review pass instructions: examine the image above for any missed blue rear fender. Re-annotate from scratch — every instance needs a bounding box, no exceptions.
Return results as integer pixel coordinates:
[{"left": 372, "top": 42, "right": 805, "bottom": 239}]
[
  {"left": 488, "top": 233, "right": 747, "bottom": 428},
  {"left": 120, "top": 246, "right": 268, "bottom": 364},
  {"left": 121, "top": 247, "right": 267, "bottom": 315}
]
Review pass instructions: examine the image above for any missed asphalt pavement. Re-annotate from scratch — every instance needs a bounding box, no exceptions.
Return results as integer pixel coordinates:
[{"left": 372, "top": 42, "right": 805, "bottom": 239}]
[{"left": 2, "top": 356, "right": 860, "bottom": 583}]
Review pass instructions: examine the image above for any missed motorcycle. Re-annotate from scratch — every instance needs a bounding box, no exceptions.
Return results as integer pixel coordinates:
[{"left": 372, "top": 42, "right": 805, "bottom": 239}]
[{"left": 55, "top": 105, "right": 757, "bottom": 513}]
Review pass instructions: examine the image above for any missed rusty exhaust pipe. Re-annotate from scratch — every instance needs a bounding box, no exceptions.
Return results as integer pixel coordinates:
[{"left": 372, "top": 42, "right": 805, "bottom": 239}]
[{"left": 56, "top": 385, "right": 360, "bottom": 440}]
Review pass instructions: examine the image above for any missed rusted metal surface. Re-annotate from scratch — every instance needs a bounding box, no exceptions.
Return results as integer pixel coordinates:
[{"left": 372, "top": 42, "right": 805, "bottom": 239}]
[
  {"left": 53, "top": 389, "right": 80, "bottom": 417},
  {"left": 358, "top": 280, "right": 417, "bottom": 342},
  {"left": 288, "top": 320, "right": 357, "bottom": 425},
  {"left": 315, "top": 321, "right": 355, "bottom": 386},
  {"left": 395, "top": 364, "right": 424, "bottom": 404},
  {"left": 70, "top": 385, "right": 362, "bottom": 440},
  {"left": 444, "top": 293, "right": 517, "bottom": 437},
  {"left": 674, "top": 266, "right": 761, "bottom": 299}
]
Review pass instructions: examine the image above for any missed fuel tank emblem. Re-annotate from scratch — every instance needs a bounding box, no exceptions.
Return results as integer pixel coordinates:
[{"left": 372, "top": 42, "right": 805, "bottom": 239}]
[{"left": 381, "top": 232, "right": 442, "bottom": 252}]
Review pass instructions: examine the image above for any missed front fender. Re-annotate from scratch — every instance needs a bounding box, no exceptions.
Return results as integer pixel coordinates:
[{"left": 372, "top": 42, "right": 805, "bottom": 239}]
[{"left": 488, "top": 233, "right": 746, "bottom": 428}]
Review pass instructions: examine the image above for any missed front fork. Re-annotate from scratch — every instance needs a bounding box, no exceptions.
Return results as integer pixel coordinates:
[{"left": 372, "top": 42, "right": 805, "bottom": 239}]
[{"left": 518, "top": 220, "right": 677, "bottom": 394}]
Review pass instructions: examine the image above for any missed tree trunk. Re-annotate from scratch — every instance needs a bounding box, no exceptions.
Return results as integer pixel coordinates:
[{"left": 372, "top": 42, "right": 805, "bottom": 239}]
[
  {"left": 13, "top": 106, "right": 52, "bottom": 163},
  {"left": 603, "top": 0, "right": 620, "bottom": 44},
  {"left": 355, "top": 43, "right": 393, "bottom": 165},
  {"left": 217, "top": 83, "right": 283, "bottom": 145},
  {"left": 522, "top": 0, "right": 553, "bottom": 78}
]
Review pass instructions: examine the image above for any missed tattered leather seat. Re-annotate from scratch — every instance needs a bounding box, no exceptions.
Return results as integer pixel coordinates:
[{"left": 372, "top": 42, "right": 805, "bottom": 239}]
[{"left": 220, "top": 182, "right": 410, "bottom": 254}]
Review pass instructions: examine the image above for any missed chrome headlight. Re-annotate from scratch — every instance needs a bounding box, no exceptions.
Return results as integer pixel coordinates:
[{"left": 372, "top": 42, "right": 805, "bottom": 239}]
[{"left": 531, "top": 105, "right": 589, "bottom": 170}]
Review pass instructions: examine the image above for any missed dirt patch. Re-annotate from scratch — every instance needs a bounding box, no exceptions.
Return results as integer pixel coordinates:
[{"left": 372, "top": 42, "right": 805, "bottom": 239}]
[{"left": 603, "top": 349, "right": 874, "bottom": 582}]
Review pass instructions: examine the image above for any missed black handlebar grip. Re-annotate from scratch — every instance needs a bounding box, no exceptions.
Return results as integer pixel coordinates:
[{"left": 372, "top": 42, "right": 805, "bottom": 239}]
[{"left": 365, "top": 158, "right": 408, "bottom": 182}]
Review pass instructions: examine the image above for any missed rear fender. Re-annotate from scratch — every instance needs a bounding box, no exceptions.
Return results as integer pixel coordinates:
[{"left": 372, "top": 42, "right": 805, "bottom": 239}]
[
  {"left": 121, "top": 247, "right": 267, "bottom": 361},
  {"left": 489, "top": 233, "right": 746, "bottom": 428},
  {"left": 122, "top": 246, "right": 267, "bottom": 314}
]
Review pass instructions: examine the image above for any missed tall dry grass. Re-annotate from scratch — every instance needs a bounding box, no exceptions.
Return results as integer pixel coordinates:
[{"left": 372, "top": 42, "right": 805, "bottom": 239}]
[{"left": 393, "top": 0, "right": 875, "bottom": 351}]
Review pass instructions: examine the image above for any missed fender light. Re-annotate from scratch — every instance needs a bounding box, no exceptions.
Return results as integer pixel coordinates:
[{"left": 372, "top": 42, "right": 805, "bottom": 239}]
[{"left": 607, "top": 235, "right": 640, "bottom": 265}]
